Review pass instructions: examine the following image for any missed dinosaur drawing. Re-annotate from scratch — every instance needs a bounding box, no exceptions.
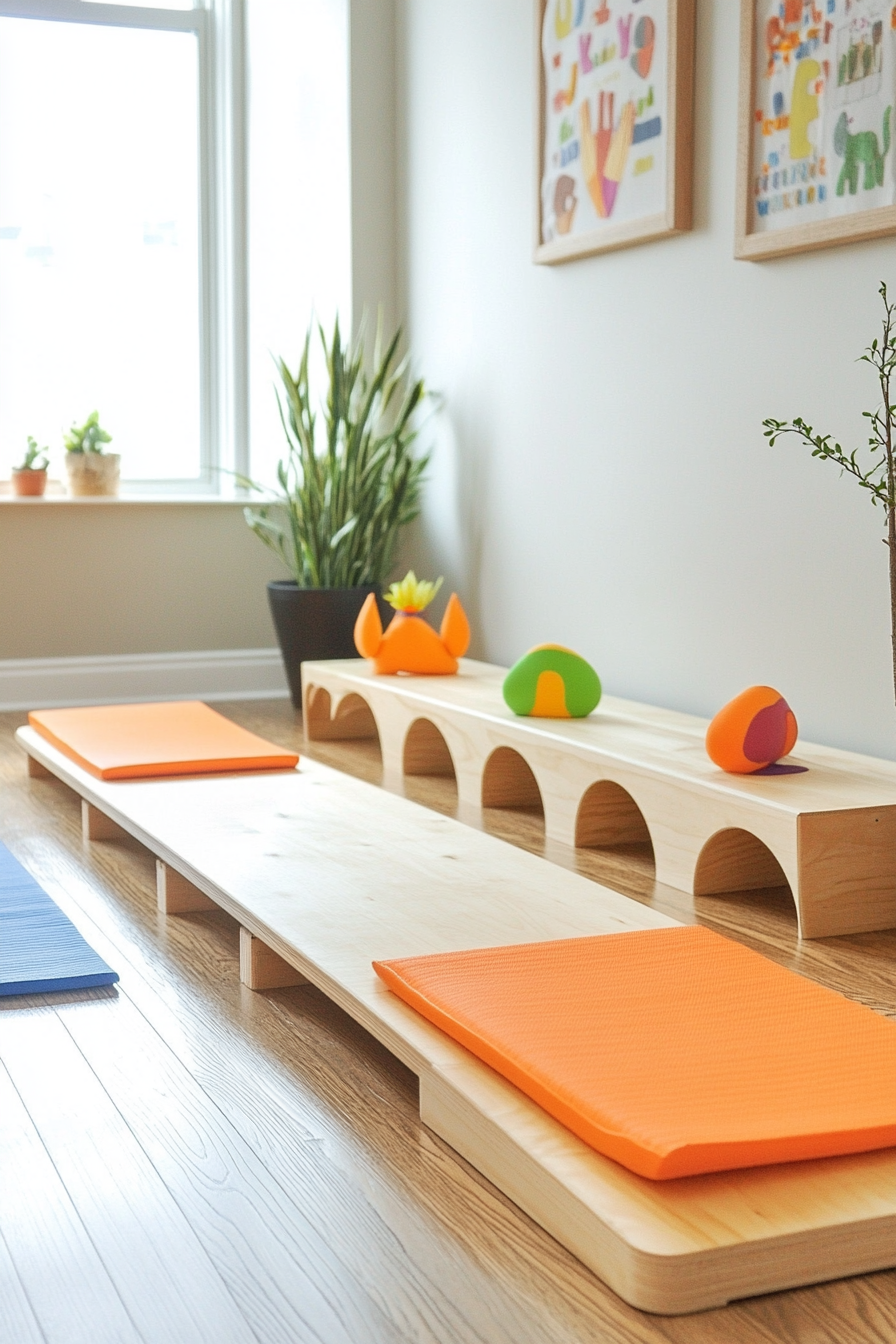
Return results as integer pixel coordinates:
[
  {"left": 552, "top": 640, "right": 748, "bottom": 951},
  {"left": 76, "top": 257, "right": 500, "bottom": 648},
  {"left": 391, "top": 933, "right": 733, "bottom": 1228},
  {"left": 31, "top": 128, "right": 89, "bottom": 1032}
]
[{"left": 834, "top": 107, "right": 892, "bottom": 195}]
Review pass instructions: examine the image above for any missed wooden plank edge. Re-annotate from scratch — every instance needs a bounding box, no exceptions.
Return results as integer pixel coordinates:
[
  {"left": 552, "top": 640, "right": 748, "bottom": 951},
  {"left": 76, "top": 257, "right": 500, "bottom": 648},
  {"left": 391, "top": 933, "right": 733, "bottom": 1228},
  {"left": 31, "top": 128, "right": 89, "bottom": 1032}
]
[
  {"left": 25, "top": 751, "right": 53, "bottom": 780},
  {"left": 668, "top": 0, "right": 696, "bottom": 235},
  {"left": 420, "top": 1070, "right": 896, "bottom": 1315},
  {"left": 13, "top": 732, "right": 406, "bottom": 1048},
  {"left": 82, "top": 800, "right": 129, "bottom": 843},
  {"left": 16, "top": 729, "right": 226, "bottom": 903},
  {"left": 18, "top": 725, "right": 896, "bottom": 1315},
  {"left": 534, "top": 212, "right": 679, "bottom": 265}
]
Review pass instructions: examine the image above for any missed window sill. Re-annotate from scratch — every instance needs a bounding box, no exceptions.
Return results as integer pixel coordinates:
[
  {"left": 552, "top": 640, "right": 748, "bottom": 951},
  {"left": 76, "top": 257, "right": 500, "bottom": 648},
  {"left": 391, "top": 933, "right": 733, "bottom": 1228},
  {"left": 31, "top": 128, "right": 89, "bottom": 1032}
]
[{"left": 0, "top": 492, "right": 256, "bottom": 505}]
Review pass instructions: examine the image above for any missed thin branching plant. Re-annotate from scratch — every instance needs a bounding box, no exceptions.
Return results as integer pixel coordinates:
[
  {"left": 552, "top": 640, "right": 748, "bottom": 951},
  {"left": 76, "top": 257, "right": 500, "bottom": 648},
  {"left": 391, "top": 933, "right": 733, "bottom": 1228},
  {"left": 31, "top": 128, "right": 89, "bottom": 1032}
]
[
  {"left": 764, "top": 282, "right": 896, "bottom": 706},
  {"left": 244, "top": 313, "right": 430, "bottom": 588}
]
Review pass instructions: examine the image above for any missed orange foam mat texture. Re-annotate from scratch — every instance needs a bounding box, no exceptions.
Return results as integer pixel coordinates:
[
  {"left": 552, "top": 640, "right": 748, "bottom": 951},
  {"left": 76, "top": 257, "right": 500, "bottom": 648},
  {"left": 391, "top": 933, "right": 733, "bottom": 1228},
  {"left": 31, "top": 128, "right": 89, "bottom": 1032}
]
[
  {"left": 29, "top": 701, "right": 299, "bottom": 780},
  {"left": 374, "top": 925, "right": 896, "bottom": 1179}
]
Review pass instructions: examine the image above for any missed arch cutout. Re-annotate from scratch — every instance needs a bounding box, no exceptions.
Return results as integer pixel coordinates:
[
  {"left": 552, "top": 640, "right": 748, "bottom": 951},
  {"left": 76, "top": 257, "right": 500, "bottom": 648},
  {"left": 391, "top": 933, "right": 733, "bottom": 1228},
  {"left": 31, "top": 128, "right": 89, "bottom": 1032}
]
[
  {"left": 575, "top": 781, "right": 654, "bottom": 857},
  {"left": 482, "top": 747, "right": 544, "bottom": 814},
  {"left": 304, "top": 686, "right": 380, "bottom": 745},
  {"left": 694, "top": 828, "right": 795, "bottom": 914},
  {"left": 403, "top": 719, "right": 457, "bottom": 779}
]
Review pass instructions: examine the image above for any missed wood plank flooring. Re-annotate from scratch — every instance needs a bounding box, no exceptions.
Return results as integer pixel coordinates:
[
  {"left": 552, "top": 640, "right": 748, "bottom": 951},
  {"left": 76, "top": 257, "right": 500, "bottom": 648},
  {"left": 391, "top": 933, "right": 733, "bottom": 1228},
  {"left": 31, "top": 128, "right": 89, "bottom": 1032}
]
[{"left": 1, "top": 700, "right": 895, "bottom": 1344}]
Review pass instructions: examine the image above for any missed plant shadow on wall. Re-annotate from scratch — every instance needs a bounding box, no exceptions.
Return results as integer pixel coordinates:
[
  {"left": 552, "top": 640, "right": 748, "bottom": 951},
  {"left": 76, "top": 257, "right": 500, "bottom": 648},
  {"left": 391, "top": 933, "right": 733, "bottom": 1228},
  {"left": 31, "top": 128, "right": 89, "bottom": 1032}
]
[
  {"left": 765, "top": 281, "right": 896, "bottom": 707},
  {"left": 242, "top": 314, "right": 433, "bottom": 706}
]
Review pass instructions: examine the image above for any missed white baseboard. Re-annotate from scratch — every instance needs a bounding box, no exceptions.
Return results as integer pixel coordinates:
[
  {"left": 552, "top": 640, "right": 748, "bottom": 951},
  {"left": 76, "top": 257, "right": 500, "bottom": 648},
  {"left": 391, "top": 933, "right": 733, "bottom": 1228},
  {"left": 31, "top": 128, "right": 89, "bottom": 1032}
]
[{"left": 0, "top": 648, "right": 289, "bottom": 711}]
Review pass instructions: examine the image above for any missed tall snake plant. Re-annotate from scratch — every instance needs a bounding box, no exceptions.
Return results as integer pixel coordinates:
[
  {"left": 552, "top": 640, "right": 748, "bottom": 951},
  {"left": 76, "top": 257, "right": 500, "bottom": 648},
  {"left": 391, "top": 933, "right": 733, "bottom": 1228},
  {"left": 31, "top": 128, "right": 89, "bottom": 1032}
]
[{"left": 244, "top": 314, "right": 429, "bottom": 588}]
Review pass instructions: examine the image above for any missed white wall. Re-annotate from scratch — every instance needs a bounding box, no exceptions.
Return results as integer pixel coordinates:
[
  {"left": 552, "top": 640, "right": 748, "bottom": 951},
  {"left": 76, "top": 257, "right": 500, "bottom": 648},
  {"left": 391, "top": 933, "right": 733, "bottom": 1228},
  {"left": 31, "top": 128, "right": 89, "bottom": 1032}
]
[
  {"left": 396, "top": 0, "right": 896, "bottom": 760},
  {"left": 0, "top": 503, "right": 286, "bottom": 660},
  {"left": 246, "top": 0, "right": 351, "bottom": 488},
  {"left": 350, "top": 0, "right": 398, "bottom": 331}
]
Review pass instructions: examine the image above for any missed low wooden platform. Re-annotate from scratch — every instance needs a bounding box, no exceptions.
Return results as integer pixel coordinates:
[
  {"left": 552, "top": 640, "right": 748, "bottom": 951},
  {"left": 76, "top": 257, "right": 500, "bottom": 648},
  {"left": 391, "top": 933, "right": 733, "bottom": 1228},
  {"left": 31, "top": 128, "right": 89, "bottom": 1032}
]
[
  {"left": 17, "top": 724, "right": 896, "bottom": 1316},
  {"left": 301, "top": 659, "right": 896, "bottom": 939}
]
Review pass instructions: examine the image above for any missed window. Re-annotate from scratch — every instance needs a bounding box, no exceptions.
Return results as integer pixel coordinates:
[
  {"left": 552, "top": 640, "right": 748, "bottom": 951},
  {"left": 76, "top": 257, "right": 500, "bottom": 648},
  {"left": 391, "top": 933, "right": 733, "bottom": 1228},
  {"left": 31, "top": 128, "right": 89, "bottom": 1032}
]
[
  {"left": 0, "top": 0, "right": 212, "bottom": 489},
  {"left": 0, "top": 0, "right": 351, "bottom": 494}
]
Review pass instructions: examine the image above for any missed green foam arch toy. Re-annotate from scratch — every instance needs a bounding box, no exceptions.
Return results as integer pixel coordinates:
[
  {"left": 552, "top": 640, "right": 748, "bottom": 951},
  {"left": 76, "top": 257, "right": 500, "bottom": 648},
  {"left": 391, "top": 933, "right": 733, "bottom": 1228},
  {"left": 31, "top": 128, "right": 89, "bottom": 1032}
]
[{"left": 502, "top": 645, "right": 601, "bottom": 719}]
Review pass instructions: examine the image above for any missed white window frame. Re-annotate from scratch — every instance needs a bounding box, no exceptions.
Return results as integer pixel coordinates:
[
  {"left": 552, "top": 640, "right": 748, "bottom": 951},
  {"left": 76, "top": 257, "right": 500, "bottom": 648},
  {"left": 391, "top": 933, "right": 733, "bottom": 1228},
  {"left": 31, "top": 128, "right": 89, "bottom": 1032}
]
[{"left": 0, "top": 0, "right": 248, "bottom": 495}]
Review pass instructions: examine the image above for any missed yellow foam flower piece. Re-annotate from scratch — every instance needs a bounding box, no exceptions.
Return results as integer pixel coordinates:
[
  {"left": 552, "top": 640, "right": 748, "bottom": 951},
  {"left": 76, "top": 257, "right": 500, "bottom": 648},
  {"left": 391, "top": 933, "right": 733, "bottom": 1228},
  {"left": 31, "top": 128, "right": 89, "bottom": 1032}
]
[{"left": 385, "top": 570, "right": 443, "bottom": 613}]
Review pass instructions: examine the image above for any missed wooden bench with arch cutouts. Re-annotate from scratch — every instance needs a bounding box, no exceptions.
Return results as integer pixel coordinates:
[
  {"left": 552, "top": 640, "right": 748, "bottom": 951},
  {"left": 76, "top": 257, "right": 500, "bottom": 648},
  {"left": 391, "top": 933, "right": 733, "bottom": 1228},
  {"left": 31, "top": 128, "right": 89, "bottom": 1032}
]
[{"left": 302, "top": 658, "right": 896, "bottom": 940}]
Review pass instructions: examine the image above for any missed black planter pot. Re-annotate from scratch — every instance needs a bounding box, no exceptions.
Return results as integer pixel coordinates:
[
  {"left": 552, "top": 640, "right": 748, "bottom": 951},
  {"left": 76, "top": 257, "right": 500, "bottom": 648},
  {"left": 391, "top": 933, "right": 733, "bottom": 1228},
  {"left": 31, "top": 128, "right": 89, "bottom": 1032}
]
[{"left": 268, "top": 581, "right": 388, "bottom": 708}]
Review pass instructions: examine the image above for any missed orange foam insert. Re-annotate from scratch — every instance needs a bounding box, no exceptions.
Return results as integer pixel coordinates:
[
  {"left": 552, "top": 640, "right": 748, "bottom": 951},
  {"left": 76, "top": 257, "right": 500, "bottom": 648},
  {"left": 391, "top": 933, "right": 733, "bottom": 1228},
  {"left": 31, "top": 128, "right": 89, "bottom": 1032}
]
[
  {"left": 29, "top": 701, "right": 299, "bottom": 780},
  {"left": 374, "top": 926, "right": 896, "bottom": 1179}
]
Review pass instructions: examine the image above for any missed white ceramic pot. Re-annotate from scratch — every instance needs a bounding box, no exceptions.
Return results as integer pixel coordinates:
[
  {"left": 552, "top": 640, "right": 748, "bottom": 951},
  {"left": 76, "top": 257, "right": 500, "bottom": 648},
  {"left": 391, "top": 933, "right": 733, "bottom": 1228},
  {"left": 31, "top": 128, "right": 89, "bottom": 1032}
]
[{"left": 65, "top": 452, "right": 121, "bottom": 498}]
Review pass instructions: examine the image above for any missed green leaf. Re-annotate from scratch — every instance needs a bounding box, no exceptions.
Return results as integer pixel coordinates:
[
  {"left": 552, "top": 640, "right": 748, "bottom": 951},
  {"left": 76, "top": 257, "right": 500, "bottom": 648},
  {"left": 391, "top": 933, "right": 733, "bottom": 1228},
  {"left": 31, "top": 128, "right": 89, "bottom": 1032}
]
[{"left": 240, "top": 310, "right": 433, "bottom": 587}]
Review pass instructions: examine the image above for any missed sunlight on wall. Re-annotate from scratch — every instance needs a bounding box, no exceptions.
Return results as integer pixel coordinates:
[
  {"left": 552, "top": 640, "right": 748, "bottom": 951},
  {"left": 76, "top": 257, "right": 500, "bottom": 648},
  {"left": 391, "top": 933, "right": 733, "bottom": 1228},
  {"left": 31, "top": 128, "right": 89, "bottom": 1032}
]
[{"left": 246, "top": 0, "right": 351, "bottom": 489}]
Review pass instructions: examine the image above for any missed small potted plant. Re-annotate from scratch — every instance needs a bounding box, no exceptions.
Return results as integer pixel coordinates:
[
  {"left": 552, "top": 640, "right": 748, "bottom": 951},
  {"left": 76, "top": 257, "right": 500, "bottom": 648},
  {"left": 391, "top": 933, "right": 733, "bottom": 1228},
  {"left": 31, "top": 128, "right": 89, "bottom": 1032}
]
[
  {"left": 64, "top": 411, "right": 120, "bottom": 497},
  {"left": 11, "top": 437, "right": 49, "bottom": 497},
  {"left": 765, "top": 281, "right": 896, "bottom": 709},
  {"left": 244, "top": 313, "right": 430, "bottom": 706}
]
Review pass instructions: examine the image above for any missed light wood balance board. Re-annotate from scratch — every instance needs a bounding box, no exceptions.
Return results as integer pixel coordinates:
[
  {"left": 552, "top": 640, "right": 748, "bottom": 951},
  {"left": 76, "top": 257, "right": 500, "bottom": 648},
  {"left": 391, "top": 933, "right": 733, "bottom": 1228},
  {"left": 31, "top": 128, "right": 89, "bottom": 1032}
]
[
  {"left": 17, "top": 725, "right": 896, "bottom": 1315},
  {"left": 302, "top": 658, "right": 896, "bottom": 939}
]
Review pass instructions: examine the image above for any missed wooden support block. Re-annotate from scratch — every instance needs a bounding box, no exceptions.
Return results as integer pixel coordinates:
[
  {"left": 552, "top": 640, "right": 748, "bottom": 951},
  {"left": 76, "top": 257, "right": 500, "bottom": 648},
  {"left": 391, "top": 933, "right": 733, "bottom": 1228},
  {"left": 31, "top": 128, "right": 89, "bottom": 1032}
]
[
  {"left": 26, "top": 753, "right": 53, "bottom": 780},
  {"left": 81, "top": 800, "right": 128, "bottom": 843},
  {"left": 156, "top": 861, "right": 218, "bottom": 916},
  {"left": 239, "top": 929, "right": 308, "bottom": 991}
]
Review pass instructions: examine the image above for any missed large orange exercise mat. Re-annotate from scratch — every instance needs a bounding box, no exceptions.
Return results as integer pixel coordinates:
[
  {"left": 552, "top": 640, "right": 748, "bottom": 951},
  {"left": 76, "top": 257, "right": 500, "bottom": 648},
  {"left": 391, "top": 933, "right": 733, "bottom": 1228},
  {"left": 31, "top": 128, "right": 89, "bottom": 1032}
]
[
  {"left": 28, "top": 702, "right": 299, "bottom": 780},
  {"left": 374, "top": 926, "right": 896, "bottom": 1180}
]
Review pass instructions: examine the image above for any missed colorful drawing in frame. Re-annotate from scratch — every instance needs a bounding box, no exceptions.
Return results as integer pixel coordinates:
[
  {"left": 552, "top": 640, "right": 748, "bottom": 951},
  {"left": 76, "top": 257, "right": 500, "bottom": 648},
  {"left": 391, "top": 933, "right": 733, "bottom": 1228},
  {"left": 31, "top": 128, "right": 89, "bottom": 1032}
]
[
  {"left": 534, "top": 0, "right": 695, "bottom": 264},
  {"left": 736, "top": 0, "right": 896, "bottom": 260}
]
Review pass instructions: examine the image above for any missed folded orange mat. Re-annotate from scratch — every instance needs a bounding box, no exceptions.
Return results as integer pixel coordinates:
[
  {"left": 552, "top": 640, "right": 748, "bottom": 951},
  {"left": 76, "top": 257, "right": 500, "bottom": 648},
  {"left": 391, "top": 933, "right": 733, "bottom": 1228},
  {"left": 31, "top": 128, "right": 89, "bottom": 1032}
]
[
  {"left": 29, "top": 701, "right": 299, "bottom": 780},
  {"left": 374, "top": 926, "right": 896, "bottom": 1179}
]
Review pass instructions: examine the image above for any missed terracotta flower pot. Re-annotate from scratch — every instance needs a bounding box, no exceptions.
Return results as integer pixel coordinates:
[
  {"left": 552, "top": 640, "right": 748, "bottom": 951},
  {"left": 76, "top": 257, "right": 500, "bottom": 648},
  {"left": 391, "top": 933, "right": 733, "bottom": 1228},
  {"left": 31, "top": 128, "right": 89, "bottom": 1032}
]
[
  {"left": 65, "top": 452, "right": 120, "bottom": 498},
  {"left": 11, "top": 468, "right": 48, "bottom": 497}
]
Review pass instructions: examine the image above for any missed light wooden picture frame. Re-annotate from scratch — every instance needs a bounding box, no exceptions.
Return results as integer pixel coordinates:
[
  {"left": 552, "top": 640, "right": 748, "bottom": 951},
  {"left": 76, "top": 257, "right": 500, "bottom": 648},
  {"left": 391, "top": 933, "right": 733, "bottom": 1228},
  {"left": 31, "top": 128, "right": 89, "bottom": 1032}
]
[
  {"left": 534, "top": 0, "right": 695, "bottom": 266},
  {"left": 736, "top": 0, "right": 896, "bottom": 261}
]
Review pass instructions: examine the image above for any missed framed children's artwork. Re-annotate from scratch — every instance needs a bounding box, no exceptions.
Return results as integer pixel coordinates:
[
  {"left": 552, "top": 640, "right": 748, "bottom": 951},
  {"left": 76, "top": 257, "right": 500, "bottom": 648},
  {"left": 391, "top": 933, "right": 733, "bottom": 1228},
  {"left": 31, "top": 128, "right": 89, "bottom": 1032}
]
[
  {"left": 534, "top": 0, "right": 695, "bottom": 265},
  {"left": 736, "top": 1, "right": 896, "bottom": 260}
]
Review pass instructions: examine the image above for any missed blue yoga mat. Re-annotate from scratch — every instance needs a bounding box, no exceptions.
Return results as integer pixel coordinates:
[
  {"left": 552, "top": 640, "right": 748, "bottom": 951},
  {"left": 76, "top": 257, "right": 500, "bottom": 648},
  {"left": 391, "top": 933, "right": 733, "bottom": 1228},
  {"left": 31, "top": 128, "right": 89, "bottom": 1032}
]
[{"left": 0, "top": 841, "right": 118, "bottom": 996}]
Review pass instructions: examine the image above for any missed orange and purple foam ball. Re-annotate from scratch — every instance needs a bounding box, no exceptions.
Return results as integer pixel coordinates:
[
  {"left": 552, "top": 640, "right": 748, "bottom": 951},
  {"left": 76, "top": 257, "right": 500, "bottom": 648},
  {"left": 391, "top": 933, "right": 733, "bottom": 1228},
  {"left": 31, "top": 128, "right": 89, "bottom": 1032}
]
[{"left": 705, "top": 686, "right": 805, "bottom": 775}]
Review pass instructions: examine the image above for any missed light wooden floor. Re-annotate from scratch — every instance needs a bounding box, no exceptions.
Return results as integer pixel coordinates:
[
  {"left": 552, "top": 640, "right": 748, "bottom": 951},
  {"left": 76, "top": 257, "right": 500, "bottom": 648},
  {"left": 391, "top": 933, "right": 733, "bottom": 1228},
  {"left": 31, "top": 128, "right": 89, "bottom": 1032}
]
[{"left": 1, "top": 702, "right": 895, "bottom": 1344}]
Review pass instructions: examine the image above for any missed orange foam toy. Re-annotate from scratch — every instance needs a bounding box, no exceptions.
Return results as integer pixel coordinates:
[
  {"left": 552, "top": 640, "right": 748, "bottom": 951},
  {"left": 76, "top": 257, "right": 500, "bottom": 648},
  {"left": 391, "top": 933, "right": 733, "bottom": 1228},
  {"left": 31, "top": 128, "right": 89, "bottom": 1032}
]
[
  {"left": 706, "top": 685, "right": 799, "bottom": 774},
  {"left": 355, "top": 592, "right": 470, "bottom": 675},
  {"left": 28, "top": 701, "right": 299, "bottom": 780},
  {"left": 374, "top": 925, "right": 896, "bottom": 1180}
]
